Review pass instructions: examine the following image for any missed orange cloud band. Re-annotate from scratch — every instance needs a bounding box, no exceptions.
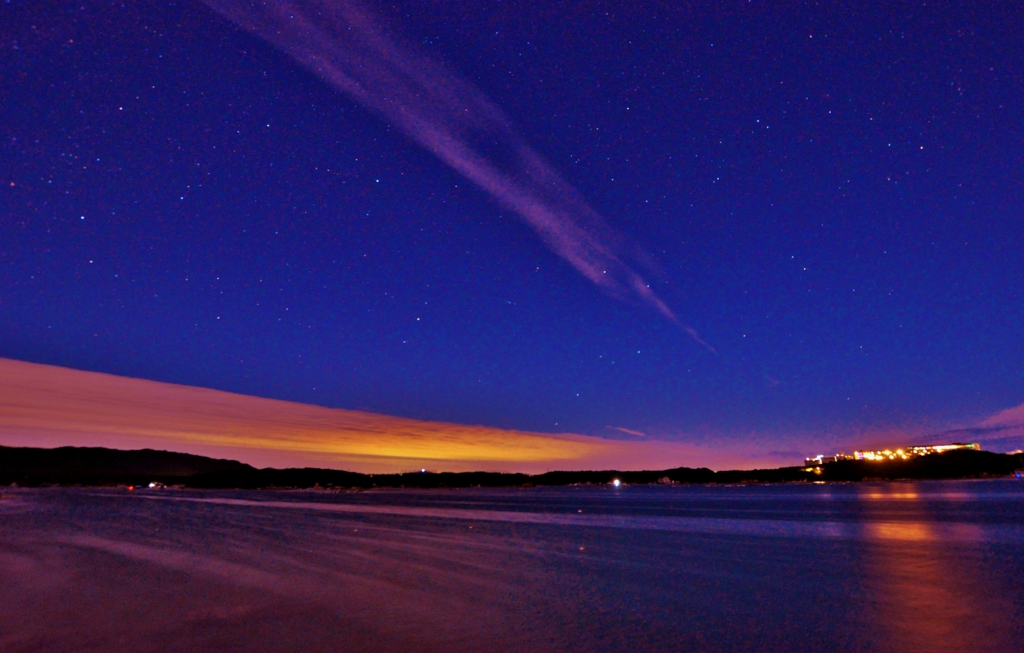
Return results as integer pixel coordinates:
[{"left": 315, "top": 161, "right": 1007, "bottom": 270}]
[{"left": 0, "top": 358, "right": 746, "bottom": 473}]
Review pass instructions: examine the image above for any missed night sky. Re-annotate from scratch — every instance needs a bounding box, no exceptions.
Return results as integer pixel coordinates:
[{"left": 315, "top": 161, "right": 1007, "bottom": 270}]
[{"left": 3, "top": 0, "right": 1023, "bottom": 462}]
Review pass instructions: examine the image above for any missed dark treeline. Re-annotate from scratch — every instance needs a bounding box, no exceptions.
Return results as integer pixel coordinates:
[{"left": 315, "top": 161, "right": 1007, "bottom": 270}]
[{"left": 1, "top": 446, "right": 1021, "bottom": 489}]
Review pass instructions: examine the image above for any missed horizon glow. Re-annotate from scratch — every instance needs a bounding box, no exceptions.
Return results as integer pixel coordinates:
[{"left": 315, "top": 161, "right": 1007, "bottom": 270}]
[{"left": 0, "top": 357, "right": 761, "bottom": 473}]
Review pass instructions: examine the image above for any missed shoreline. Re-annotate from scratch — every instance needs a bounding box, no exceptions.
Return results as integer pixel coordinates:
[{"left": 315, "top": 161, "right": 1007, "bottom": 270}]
[{"left": 3, "top": 444, "right": 1021, "bottom": 490}]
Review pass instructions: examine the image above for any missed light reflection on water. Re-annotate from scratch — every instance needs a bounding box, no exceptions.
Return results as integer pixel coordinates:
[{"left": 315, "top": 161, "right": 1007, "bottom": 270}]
[
  {"left": 1, "top": 481, "right": 1021, "bottom": 652},
  {"left": 854, "top": 483, "right": 1017, "bottom": 653}
]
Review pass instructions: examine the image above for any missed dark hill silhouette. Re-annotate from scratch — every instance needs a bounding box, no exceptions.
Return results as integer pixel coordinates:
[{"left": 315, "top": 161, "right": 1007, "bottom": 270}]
[
  {"left": 816, "top": 449, "right": 1020, "bottom": 481},
  {"left": 1, "top": 445, "right": 1020, "bottom": 488},
  {"left": 0, "top": 445, "right": 253, "bottom": 486}
]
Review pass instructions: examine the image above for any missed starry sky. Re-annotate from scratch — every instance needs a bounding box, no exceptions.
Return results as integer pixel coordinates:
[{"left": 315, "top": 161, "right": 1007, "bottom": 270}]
[{"left": 3, "top": 0, "right": 1023, "bottom": 464}]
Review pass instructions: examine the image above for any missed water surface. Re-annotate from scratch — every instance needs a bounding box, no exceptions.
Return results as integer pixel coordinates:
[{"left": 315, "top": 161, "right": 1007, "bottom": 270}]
[{"left": 2, "top": 481, "right": 1022, "bottom": 652}]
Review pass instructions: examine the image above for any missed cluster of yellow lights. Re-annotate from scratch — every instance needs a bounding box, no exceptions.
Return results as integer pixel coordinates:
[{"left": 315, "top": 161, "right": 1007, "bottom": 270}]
[
  {"left": 854, "top": 443, "right": 979, "bottom": 461},
  {"left": 806, "top": 443, "right": 980, "bottom": 466},
  {"left": 856, "top": 449, "right": 910, "bottom": 461}
]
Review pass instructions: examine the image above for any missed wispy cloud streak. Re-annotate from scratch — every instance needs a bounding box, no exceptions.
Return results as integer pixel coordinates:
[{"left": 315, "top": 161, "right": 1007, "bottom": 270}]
[{"left": 201, "top": 0, "right": 709, "bottom": 347}]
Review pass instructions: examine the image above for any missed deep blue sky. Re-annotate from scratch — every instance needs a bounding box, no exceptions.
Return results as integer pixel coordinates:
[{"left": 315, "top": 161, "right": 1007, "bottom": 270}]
[{"left": 3, "top": 0, "right": 1022, "bottom": 454}]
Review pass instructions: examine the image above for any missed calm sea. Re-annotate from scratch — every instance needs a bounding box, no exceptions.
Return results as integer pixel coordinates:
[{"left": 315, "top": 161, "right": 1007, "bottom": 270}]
[{"left": 2, "top": 481, "right": 1022, "bottom": 652}]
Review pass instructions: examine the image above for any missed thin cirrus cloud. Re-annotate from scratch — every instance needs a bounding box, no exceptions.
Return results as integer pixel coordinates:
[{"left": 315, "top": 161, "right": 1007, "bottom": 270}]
[
  {"left": 200, "top": 0, "right": 712, "bottom": 350},
  {"left": 979, "top": 402, "right": 1024, "bottom": 429},
  {"left": 948, "top": 402, "right": 1024, "bottom": 452},
  {"left": 607, "top": 426, "right": 647, "bottom": 437}
]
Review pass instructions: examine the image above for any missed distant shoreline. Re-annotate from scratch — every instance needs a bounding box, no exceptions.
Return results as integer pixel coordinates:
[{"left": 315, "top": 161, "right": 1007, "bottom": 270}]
[{"left": 2, "top": 445, "right": 1021, "bottom": 489}]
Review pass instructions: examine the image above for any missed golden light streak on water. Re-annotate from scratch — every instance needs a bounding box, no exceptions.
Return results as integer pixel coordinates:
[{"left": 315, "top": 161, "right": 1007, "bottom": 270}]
[{"left": 855, "top": 484, "right": 1016, "bottom": 653}]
